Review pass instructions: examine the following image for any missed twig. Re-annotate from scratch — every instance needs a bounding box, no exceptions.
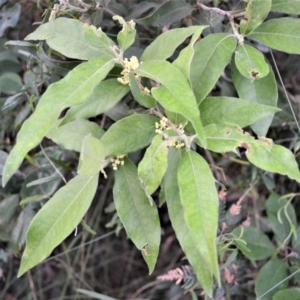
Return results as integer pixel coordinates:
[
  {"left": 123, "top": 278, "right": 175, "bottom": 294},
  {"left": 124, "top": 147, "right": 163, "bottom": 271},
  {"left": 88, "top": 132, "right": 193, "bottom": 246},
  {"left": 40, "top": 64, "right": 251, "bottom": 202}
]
[{"left": 95, "top": 3, "right": 116, "bottom": 16}]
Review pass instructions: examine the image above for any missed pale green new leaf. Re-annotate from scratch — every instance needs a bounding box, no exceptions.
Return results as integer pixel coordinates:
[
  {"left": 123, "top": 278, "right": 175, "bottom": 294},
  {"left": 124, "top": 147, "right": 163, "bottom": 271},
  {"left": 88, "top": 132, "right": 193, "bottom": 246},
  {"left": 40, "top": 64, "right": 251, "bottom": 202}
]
[
  {"left": 245, "top": 136, "right": 300, "bottom": 183},
  {"left": 232, "top": 58, "right": 278, "bottom": 136},
  {"left": 25, "top": 18, "right": 115, "bottom": 60},
  {"left": 136, "top": 60, "right": 207, "bottom": 148},
  {"left": 113, "top": 16, "right": 136, "bottom": 51},
  {"left": 235, "top": 44, "right": 269, "bottom": 80},
  {"left": 61, "top": 79, "right": 129, "bottom": 125},
  {"left": 141, "top": 26, "right": 205, "bottom": 62},
  {"left": 162, "top": 148, "right": 215, "bottom": 296},
  {"left": 240, "top": 0, "right": 271, "bottom": 35},
  {"left": 135, "top": 0, "right": 193, "bottom": 27},
  {"left": 247, "top": 18, "right": 300, "bottom": 54},
  {"left": 18, "top": 173, "right": 99, "bottom": 276},
  {"left": 47, "top": 119, "right": 104, "bottom": 152},
  {"left": 173, "top": 27, "right": 205, "bottom": 79},
  {"left": 129, "top": 73, "right": 156, "bottom": 108},
  {"left": 2, "top": 59, "right": 114, "bottom": 187},
  {"left": 177, "top": 151, "right": 220, "bottom": 284},
  {"left": 78, "top": 135, "right": 106, "bottom": 176},
  {"left": 255, "top": 259, "right": 288, "bottom": 299},
  {"left": 138, "top": 135, "right": 168, "bottom": 196},
  {"left": 113, "top": 158, "right": 160, "bottom": 274},
  {"left": 271, "top": 0, "right": 300, "bottom": 14},
  {"left": 190, "top": 33, "right": 237, "bottom": 102},
  {"left": 200, "top": 96, "right": 280, "bottom": 127},
  {"left": 100, "top": 114, "right": 158, "bottom": 157}
]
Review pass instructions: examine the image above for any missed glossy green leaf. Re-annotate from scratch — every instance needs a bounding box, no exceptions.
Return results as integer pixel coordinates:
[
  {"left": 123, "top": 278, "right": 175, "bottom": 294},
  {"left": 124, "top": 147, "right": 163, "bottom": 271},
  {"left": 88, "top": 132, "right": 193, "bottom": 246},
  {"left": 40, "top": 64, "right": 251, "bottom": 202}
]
[
  {"left": 78, "top": 135, "right": 106, "bottom": 176},
  {"left": 190, "top": 33, "right": 237, "bottom": 102},
  {"left": 141, "top": 26, "right": 204, "bottom": 62},
  {"left": 255, "top": 259, "right": 288, "bottom": 300},
  {"left": 135, "top": 0, "right": 193, "bottom": 27},
  {"left": 245, "top": 136, "right": 300, "bottom": 183},
  {"left": 200, "top": 96, "right": 280, "bottom": 127},
  {"left": 173, "top": 27, "right": 205, "bottom": 79},
  {"left": 100, "top": 114, "right": 158, "bottom": 157},
  {"left": 240, "top": 0, "right": 271, "bottom": 35},
  {"left": 247, "top": 18, "right": 300, "bottom": 54},
  {"left": 266, "top": 193, "right": 297, "bottom": 245},
  {"left": 113, "top": 158, "right": 160, "bottom": 274},
  {"left": 136, "top": 61, "right": 207, "bottom": 148},
  {"left": 25, "top": 18, "right": 115, "bottom": 60},
  {"left": 138, "top": 135, "right": 168, "bottom": 196},
  {"left": 274, "top": 288, "right": 300, "bottom": 300},
  {"left": 2, "top": 59, "right": 114, "bottom": 187},
  {"left": 232, "top": 226, "right": 275, "bottom": 260},
  {"left": 113, "top": 16, "right": 136, "bottom": 51},
  {"left": 232, "top": 58, "right": 278, "bottom": 136},
  {"left": 61, "top": 79, "right": 129, "bottom": 125},
  {"left": 234, "top": 44, "right": 269, "bottom": 80},
  {"left": 271, "top": 0, "right": 300, "bottom": 14},
  {"left": 47, "top": 119, "right": 104, "bottom": 152},
  {"left": 18, "top": 173, "right": 99, "bottom": 276},
  {"left": 162, "top": 148, "right": 215, "bottom": 296},
  {"left": 177, "top": 151, "right": 220, "bottom": 284},
  {"left": 128, "top": 73, "right": 155, "bottom": 108}
]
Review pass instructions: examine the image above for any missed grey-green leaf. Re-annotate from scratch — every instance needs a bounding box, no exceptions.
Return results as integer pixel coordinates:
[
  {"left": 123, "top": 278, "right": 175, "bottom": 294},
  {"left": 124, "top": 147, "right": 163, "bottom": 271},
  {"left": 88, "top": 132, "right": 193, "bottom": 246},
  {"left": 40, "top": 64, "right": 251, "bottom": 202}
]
[
  {"left": 190, "top": 33, "right": 237, "bottom": 102},
  {"left": 2, "top": 58, "right": 114, "bottom": 186},
  {"left": 234, "top": 44, "right": 269, "bottom": 80},
  {"left": 113, "top": 16, "right": 136, "bottom": 51},
  {"left": 247, "top": 18, "right": 300, "bottom": 54},
  {"left": 18, "top": 173, "right": 99, "bottom": 276},
  {"left": 200, "top": 96, "right": 280, "bottom": 127},
  {"left": 61, "top": 79, "right": 129, "bottom": 125},
  {"left": 177, "top": 151, "right": 220, "bottom": 284},
  {"left": 255, "top": 259, "right": 288, "bottom": 300},
  {"left": 25, "top": 18, "right": 115, "bottom": 60},
  {"left": 232, "top": 58, "right": 278, "bottom": 136},
  {"left": 271, "top": 0, "right": 300, "bottom": 14},
  {"left": 138, "top": 135, "right": 168, "bottom": 196},
  {"left": 273, "top": 288, "right": 300, "bottom": 300},
  {"left": 113, "top": 158, "right": 160, "bottom": 274}
]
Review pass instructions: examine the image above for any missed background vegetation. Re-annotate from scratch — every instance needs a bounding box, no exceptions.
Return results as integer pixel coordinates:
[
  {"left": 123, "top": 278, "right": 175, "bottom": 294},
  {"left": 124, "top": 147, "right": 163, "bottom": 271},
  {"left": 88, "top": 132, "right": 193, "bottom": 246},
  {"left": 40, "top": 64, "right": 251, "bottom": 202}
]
[{"left": 1, "top": 0, "right": 300, "bottom": 299}]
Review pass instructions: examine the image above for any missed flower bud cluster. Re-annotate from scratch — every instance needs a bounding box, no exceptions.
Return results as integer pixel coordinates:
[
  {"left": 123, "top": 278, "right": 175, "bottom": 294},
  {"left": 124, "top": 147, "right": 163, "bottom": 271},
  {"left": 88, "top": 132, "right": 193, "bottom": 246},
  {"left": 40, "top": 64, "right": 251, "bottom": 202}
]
[
  {"left": 110, "top": 154, "right": 126, "bottom": 170},
  {"left": 118, "top": 56, "right": 139, "bottom": 85},
  {"left": 155, "top": 117, "right": 170, "bottom": 134}
]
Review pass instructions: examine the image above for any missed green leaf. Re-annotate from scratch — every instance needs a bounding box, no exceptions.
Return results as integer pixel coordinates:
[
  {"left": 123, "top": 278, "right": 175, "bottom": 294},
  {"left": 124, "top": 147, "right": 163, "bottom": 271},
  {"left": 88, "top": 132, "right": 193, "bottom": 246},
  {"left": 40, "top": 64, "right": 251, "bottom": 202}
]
[
  {"left": 25, "top": 18, "right": 115, "bottom": 60},
  {"left": 292, "top": 227, "right": 300, "bottom": 252},
  {"left": 2, "top": 58, "right": 114, "bottom": 187},
  {"left": 47, "top": 119, "right": 105, "bottom": 152},
  {"left": 18, "top": 173, "right": 99, "bottom": 276},
  {"left": 61, "top": 79, "right": 129, "bottom": 125},
  {"left": 234, "top": 44, "right": 269, "bottom": 80},
  {"left": 141, "top": 26, "right": 204, "bottom": 62},
  {"left": 232, "top": 226, "right": 275, "bottom": 260},
  {"left": 273, "top": 288, "right": 300, "bottom": 300},
  {"left": 190, "top": 33, "right": 237, "bottom": 102},
  {"left": 177, "top": 151, "right": 220, "bottom": 284},
  {"left": 245, "top": 137, "right": 300, "bottom": 183},
  {"left": 173, "top": 27, "right": 205, "bottom": 80},
  {"left": 78, "top": 135, "right": 106, "bottom": 176},
  {"left": 266, "top": 193, "right": 297, "bottom": 245},
  {"left": 0, "top": 3, "right": 21, "bottom": 36},
  {"left": 112, "top": 16, "right": 136, "bottom": 51},
  {"left": 271, "top": 0, "right": 300, "bottom": 14},
  {"left": 247, "top": 18, "right": 300, "bottom": 54},
  {"left": 162, "top": 148, "right": 215, "bottom": 296},
  {"left": 113, "top": 158, "right": 160, "bottom": 274},
  {"left": 240, "top": 0, "right": 271, "bottom": 35},
  {"left": 0, "top": 194, "right": 19, "bottom": 226},
  {"left": 100, "top": 114, "right": 158, "bottom": 157},
  {"left": 138, "top": 135, "right": 168, "bottom": 196},
  {"left": 128, "top": 73, "right": 156, "bottom": 108},
  {"left": 136, "top": 60, "right": 207, "bottom": 148},
  {"left": 0, "top": 72, "right": 22, "bottom": 94},
  {"left": 200, "top": 97, "right": 280, "bottom": 127},
  {"left": 232, "top": 58, "right": 278, "bottom": 136},
  {"left": 135, "top": 0, "right": 193, "bottom": 27},
  {"left": 255, "top": 259, "right": 288, "bottom": 300}
]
